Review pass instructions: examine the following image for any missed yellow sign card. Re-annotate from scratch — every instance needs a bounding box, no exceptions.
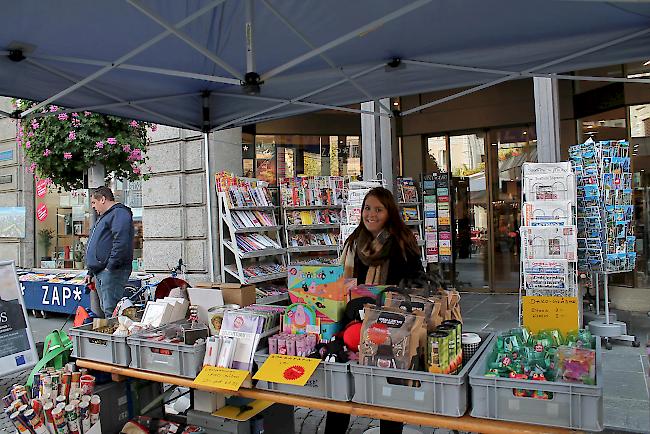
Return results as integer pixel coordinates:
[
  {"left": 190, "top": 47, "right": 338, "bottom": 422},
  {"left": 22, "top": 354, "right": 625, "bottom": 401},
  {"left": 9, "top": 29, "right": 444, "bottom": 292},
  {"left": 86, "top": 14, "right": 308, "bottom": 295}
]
[
  {"left": 212, "top": 400, "right": 274, "bottom": 421},
  {"left": 193, "top": 366, "right": 250, "bottom": 391},
  {"left": 252, "top": 354, "right": 321, "bottom": 386},
  {"left": 522, "top": 296, "right": 579, "bottom": 335}
]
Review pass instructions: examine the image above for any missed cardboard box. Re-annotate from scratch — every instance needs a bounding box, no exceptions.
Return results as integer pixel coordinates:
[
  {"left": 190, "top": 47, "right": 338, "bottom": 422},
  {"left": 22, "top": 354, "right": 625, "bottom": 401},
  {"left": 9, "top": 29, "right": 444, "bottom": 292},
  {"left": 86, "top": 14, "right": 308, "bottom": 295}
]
[{"left": 195, "top": 282, "right": 256, "bottom": 307}]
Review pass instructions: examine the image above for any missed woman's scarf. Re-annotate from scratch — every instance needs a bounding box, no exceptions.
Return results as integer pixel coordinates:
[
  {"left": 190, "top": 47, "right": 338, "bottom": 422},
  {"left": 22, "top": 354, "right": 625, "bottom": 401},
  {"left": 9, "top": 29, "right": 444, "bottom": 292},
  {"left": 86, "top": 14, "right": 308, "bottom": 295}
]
[{"left": 341, "top": 230, "right": 392, "bottom": 284}]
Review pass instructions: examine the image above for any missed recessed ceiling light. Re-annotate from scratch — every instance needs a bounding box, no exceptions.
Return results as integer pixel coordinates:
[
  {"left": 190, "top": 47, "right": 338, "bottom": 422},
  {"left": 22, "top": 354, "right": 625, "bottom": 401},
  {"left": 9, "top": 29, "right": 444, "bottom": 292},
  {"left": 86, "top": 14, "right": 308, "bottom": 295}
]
[{"left": 393, "top": 102, "right": 399, "bottom": 106}]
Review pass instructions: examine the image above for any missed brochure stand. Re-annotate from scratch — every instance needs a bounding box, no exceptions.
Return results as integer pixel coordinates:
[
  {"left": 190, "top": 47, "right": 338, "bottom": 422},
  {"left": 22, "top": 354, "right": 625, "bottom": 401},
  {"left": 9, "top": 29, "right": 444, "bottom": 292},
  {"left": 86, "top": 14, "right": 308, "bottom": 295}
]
[
  {"left": 570, "top": 139, "right": 640, "bottom": 349},
  {"left": 519, "top": 162, "right": 579, "bottom": 323}
]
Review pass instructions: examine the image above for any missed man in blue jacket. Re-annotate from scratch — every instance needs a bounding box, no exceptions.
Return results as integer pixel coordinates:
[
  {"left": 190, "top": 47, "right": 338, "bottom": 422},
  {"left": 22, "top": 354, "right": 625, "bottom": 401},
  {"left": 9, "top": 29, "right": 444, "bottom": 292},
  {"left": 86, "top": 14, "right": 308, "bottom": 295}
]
[{"left": 84, "top": 186, "right": 134, "bottom": 317}]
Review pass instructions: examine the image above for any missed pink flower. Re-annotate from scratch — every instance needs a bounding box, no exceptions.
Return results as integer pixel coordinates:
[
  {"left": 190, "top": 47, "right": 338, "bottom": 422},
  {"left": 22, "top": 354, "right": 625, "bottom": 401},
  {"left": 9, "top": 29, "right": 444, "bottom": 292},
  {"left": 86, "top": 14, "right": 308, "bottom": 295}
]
[
  {"left": 63, "top": 152, "right": 72, "bottom": 160},
  {"left": 122, "top": 144, "right": 131, "bottom": 153},
  {"left": 106, "top": 137, "right": 117, "bottom": 145},
  {"left": 58, "top": 113, "right": 68, "bottom": 121},
  {"left": 71, "top": 112, "right": 79, "bottom": 118},
  {"left": 132, "top": 166, "right": 141, "bottom": 175},
  {"left": 95, "top": 141, "right": 104, "bottom": 149},
  {"left": 49, "top": 105, "right": 59, "bottom": 112},
  {"left": 30, "top": 120, "right": 39, "bottom": 129},
  {"left": 150, "top": 124, "right": 158, "bottom": 132},
  {"left": 68, "top": 131, "right": 76, "bottom": 141},
  {"left": 28, "top": 163, "right": 37, "bottom": 173},
  {"left": 84, "top": 111, "right": 92, "bottom": 116},
  {"left": 25, "top": 141, "right": 31, "bottom": 149},
  {"left": 28, "top": 131, "right": 34, "bottom": 137},
  {"left": 129, "top": 120, "right": 138, "bottom": 128},
  {"left": 43, "top": 149, "right": 51, "bottom": 157},
  {"left": 129, "top": 148, "right": 143, "bottom": 161}
]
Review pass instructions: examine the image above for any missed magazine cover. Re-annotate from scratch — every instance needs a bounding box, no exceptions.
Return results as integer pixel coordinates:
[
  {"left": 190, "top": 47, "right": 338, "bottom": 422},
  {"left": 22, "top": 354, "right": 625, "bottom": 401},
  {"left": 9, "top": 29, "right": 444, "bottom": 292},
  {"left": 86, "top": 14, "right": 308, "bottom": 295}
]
[
  {"left": 521, "top": 226, "right": 577, "bottom": 261},
  {"left": 523, "top": 200, "right": 573, "bottom": 226}
]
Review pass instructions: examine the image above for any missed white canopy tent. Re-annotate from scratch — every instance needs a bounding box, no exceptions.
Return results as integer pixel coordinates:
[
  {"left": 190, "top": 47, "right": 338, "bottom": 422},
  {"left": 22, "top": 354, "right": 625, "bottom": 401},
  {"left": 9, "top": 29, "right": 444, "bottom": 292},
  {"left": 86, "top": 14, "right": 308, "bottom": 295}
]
[{"left": 0, "top": 0, "right": 650, "bottom": 130}]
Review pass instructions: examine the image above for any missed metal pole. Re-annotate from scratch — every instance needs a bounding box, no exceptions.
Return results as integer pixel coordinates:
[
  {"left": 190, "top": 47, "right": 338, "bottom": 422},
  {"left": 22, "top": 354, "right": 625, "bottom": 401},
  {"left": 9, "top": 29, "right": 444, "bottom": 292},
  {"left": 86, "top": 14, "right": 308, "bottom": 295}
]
[
  {"left": 203, "top": 132, "right": 215, "bottom": 281},
  {"left": 595, "top": 273, "right": 600, "bottom": 316},
  {"left": 603, "top": 274, "right": 610, "bottom": 324}
]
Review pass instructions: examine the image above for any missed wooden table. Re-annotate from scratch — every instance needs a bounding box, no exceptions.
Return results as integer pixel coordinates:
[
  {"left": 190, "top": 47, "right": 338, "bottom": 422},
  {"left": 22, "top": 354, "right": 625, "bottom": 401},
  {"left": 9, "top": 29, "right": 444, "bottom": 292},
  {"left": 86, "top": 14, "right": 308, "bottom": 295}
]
[{"left": 77, "top": 360, "right": 582, "bottom": 434}]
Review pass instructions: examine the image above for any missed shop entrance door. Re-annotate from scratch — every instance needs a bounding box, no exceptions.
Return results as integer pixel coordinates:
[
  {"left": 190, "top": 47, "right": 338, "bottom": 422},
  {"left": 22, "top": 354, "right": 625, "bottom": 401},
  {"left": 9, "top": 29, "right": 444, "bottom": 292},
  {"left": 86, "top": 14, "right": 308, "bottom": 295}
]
[{"left": 486, "top": 127, "right": 537, "bottom": 292}]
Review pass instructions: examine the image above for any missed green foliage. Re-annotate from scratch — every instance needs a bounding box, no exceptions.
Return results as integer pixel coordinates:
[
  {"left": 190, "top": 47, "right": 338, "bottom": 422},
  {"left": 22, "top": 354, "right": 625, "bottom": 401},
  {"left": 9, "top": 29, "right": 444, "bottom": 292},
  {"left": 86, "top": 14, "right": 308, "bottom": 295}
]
[
  {"left": 15, "top": 100, "right": 153, "bottom": 190},
  {"left": 37, "top": 228, "right": 54, "bottom": 253}
]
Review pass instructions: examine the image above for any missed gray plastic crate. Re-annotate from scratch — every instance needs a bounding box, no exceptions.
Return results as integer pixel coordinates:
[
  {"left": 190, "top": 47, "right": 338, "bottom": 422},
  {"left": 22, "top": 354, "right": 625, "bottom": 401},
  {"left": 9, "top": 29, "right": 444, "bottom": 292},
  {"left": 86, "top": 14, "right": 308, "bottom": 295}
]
[
  {"left": 350, "top": 332, "right": 493, "bottom": 416},
  {"left": 127, "top": 326, "right": 206, "bottom": 378},
  {"left": 69, "top": 318, "right": 131, "bottom": 366},
  {"left": 469, "top": 338, "right": 603, "bottom": 431},
  {"left": 254, "top": 349, "right": 353, "bottom": 401},
  {"left": 187, "top": 410, "right": 250, "bottom": 434}
]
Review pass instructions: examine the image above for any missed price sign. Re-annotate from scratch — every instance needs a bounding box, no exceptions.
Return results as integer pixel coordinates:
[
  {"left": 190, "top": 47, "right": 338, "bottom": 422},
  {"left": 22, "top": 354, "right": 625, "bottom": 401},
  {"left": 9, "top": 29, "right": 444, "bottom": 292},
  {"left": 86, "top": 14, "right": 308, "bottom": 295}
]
[
  {"left": 522, "top": 296, "right": 579, "bottom": 335},
  {"left": 36, "top": 203, "right": 48, "bottom": 222},
  {"left": 253, "top": 354, "right": 320, "bottom": 386},
  {"left": 193, "top": 366, "right": 249, "bottom": 391}
]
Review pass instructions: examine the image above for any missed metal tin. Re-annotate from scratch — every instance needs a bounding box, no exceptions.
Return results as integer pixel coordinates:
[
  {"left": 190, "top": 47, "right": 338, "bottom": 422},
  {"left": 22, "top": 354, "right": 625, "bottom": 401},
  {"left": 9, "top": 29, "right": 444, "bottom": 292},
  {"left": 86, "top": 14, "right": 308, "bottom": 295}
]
[
  {"left": 436, "top": 324, "right": 457, "bottom": 374},
  {"left": 426, "top": 330, "right": 450, "bottom": 374},
  {"left": 442, "top": 319, "right": 463, "bottom": 373}
]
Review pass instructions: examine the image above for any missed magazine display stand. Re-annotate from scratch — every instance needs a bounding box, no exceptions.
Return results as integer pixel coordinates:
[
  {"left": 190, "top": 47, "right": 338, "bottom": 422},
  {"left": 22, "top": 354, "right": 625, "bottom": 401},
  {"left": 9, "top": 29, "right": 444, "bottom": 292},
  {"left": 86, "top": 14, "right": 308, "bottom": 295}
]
[
  {"left": 217, "top": 177, "right": 286, "bottom": 284},
  {"left": 397, "top": 177, "right": 426, "bottom": 263},
  {"left": 570, "top": 139, "right": 639, "bottom": 349},
  {"left": 279, "top": 177, "right": 344, "bottom": 265},
  {"left": 519, "top": 162, "right": 579, "bottom": 321},
  {"left": 340, "top": 178, "right": 385, "bottom": 247},
  {"left": 420, "top": 173, "right": 454, "bottom": 265}
]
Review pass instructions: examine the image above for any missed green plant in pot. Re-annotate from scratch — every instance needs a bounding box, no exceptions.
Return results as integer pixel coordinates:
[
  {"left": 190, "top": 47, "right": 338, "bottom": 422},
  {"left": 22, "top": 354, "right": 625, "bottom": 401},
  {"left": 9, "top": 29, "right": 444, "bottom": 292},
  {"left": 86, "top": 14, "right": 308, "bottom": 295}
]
[
  {"left": 38, "top": 228, "right": 54, "bottom": 260},
  {"left": 73, "top": 239, "right": 86, "bottom": 269}
]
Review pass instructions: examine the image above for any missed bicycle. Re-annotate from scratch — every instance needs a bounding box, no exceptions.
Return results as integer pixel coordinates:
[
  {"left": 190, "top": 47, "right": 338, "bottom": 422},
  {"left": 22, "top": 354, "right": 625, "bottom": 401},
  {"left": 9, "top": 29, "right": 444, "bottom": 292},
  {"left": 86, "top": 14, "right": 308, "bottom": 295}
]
[{"left": 123, "top": 259, "right": 189, "bottom": 307}]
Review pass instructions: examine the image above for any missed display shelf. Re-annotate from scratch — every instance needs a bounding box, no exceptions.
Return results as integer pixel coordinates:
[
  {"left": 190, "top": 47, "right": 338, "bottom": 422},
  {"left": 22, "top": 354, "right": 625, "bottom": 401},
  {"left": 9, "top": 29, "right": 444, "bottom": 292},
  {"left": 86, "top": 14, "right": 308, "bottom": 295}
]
[
  {"left": 230, "top": 206, "right": 277, "bottom": 211},
  {"left": 219, "top": 190, "right": 287, "bottom": 284},
  {"left": 286, "top": 245, "right": 339, "bottom": 253},
  {"left": 256, "top": 293, "right": 289, "bottom": 304},
  {"left": 77, "top": 359, "right": 573, "bottom": 434},
  {"left": 235, "top": 225, "right": 282, "bottom": 234},
  {"left": 224, "top": 267, "right": 285, "bottom": 284},
  {"left": 286, "top": 223, "right": 340, "bottom": 231},
  {"left": 398, "top": 177, "right": 426, "bottom": 263},
  {"left": 283, "top": 205, "right": 342, "bottom": 210},
  {"left": 405, "top": 220, "right": 423, "bottom": 226}
]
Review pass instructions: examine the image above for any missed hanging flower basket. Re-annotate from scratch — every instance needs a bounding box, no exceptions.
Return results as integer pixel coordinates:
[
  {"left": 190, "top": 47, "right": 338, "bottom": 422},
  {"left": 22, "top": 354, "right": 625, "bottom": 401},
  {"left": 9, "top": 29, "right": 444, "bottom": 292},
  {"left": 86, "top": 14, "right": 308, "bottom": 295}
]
[{"left": 15, "top": 100, "right": 155, "bottom": 190}]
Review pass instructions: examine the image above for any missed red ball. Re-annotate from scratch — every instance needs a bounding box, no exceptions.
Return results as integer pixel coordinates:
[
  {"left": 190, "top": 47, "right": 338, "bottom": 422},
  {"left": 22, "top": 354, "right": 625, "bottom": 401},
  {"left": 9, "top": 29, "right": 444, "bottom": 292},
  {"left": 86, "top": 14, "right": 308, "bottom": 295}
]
[{"left": 343, "top": 321, "right": 363, "bottom": 352}]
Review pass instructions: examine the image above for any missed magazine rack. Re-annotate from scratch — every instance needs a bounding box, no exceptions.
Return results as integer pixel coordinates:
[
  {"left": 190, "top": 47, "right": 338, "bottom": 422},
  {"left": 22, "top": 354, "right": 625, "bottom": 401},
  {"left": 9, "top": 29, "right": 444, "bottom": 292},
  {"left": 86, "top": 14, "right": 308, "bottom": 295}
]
[
  {"left": 570, "top": 139, "right": 640, "bottom": 349},
  {"left": 519, "top": 162, "right": 579, "bottom": 324},
  {"left": 218, "top": 191, "right": 286, "bottom": 284},
  {"left": 279, "top": 176, "right": 345, "bottom": 265}
]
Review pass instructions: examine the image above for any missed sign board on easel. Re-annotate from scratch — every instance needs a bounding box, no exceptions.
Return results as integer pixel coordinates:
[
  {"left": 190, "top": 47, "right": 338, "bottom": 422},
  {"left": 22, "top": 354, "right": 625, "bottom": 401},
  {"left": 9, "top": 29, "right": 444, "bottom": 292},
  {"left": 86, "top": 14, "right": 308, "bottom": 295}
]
[{"left": 0, "top": 260, "right": 38, "bottom": 375}]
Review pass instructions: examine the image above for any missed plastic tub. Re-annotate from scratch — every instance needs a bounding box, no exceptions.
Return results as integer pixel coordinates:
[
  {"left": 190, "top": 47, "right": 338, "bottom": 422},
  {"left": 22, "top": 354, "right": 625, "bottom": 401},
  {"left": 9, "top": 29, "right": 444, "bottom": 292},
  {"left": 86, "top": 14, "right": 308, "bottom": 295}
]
[
  {"left": 350, "top": 332, "right": 494, "bottom": 416},
  {"left": 69, "top": 318, "right": 131, "bottom": 366},
  {"left": 469, "top": 338, "right": 603, "bottom": 431},
  {"left": 253, "top": 350, "right": 353, "bottom": 401}
]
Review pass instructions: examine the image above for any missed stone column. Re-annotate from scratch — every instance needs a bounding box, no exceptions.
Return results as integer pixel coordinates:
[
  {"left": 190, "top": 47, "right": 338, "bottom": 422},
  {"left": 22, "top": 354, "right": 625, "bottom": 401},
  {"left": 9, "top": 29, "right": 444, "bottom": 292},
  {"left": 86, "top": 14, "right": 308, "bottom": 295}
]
[
  {"left": 142, "top": 125, "right": 241, "bottom": 285},
  {"left": 0, "top": 97, "right": 34, "bottom": 267},
  {"left": 360, "top": 99, "right": 397, "bottom": 190},
  {"left": 534, "top": 77, "right": 561, "bottom": 163}
]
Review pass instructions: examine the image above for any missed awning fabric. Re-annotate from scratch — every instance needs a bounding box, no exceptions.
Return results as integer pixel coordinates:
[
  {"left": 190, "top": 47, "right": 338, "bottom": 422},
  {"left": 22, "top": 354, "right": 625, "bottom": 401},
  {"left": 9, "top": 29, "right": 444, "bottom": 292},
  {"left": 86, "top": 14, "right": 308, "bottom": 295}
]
[{"left": 1, "top": 0, "right": 650, "bottom": 131}]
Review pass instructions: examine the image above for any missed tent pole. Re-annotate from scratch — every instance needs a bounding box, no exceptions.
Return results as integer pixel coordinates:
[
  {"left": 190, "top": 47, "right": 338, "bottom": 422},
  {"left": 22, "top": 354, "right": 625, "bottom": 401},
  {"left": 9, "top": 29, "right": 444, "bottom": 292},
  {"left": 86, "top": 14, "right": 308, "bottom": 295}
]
[
  {"left": 401, "top": 74, "right": 517, "bottom": 116},
  {"left": 261, "top": 0, "right": 432, "bottom": 81},
  {"left": 31, "top": 54, "right": 241, "bottom": 85},
  {"left": 24, "top": 59, "right": 201, "bottom": 130},
  {"left": 214, "top": 63, "right": 385, "bottom": 130},
  {"left": 21, "top": 0, "right": 226, "bottom": 117},
  {"left": 128, "top": 0, "right": 243, "bottom": 80},
  {"left": 202, "top": 93, "right": 216, "bottom": 281},
  {"left": 260, "top": 0, "right": 392, "bottom": 115},
  {"left": 245, "top": 0, "right": 255, "bottom": 74}
]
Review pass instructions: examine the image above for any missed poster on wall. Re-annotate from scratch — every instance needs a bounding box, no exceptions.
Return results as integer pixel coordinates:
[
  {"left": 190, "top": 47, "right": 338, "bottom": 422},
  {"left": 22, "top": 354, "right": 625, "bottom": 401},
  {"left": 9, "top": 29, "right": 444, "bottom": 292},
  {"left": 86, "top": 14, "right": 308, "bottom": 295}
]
[
  {"left": 0, "top": 261, "right": 38, "bottom": 375},
  {"left": 0, "top": 207, "right": 26, "bottom": 238}
]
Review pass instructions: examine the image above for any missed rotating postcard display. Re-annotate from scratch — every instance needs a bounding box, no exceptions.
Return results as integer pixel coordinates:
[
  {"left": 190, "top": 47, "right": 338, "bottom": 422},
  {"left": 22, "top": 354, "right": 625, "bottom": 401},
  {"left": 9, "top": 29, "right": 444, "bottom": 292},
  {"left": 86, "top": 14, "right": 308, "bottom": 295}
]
[
  {"left": 520, "top": 162, "right": 578, "bottom": 299},
  {"left": 569, "top": 139, "right": 636, "bottom": 274},
  {"left": 421, "top": 173, "right": 453, "bottom": 264}
]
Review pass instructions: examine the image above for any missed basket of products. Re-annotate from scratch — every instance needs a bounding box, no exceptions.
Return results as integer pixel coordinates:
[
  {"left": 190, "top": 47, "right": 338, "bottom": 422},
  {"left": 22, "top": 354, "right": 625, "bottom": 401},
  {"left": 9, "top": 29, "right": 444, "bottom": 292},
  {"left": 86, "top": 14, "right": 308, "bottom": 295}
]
[{"left": 469, "top": 327, "right": 603, "bottom": 431}]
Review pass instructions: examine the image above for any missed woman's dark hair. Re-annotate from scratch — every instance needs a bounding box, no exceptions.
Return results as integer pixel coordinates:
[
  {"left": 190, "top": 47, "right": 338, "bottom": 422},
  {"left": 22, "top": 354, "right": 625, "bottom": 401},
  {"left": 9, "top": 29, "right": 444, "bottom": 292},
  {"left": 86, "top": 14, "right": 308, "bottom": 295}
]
[{"left": 344, "top": 187, "right": 420, "bottom": 259}]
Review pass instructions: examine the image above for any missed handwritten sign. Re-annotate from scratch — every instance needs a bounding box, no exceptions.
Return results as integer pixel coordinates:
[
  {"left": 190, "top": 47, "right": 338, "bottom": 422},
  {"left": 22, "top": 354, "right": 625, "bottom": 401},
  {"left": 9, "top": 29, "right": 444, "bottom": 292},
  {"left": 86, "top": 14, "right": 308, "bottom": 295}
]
[
  {"left": 253, "top": 354, "right": 320, "bottom": 386},
  {"left": 522, "top": 296, "right": 579, "bottom": 335},
  {"left": 193, "top": 366, "right": 249, "bottom": 391}
]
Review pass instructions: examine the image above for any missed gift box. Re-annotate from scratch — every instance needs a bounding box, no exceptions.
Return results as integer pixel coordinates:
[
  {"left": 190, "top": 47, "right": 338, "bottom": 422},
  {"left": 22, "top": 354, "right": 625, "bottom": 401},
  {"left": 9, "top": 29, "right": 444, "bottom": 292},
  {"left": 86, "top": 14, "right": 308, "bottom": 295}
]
[
  {"left": 288, "top": 291, "right": 346, "bottom": 322},
  {"left": 288, "top": 265, "right": 347, "bottom": 321},
  {"left": 320, "top": 319, "right": 343, "bottom": 341},
  {"left": 348, "top": 284, "right": 389, "bottom": 300}
]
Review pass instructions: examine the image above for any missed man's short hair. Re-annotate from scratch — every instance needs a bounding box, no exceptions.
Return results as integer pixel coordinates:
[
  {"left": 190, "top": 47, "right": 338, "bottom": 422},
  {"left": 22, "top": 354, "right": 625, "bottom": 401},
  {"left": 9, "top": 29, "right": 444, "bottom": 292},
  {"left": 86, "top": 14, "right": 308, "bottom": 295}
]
[{"left": 92, "top": 186, "right": 115, "bottom": 201}]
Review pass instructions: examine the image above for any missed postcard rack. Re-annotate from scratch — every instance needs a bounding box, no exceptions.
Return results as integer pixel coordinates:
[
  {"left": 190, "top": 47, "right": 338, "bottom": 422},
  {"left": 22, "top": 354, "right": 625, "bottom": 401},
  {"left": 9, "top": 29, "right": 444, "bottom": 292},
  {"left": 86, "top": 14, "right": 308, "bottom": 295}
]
[{"left": 569, "top": 139, "right": 639, "bottom": 349}]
